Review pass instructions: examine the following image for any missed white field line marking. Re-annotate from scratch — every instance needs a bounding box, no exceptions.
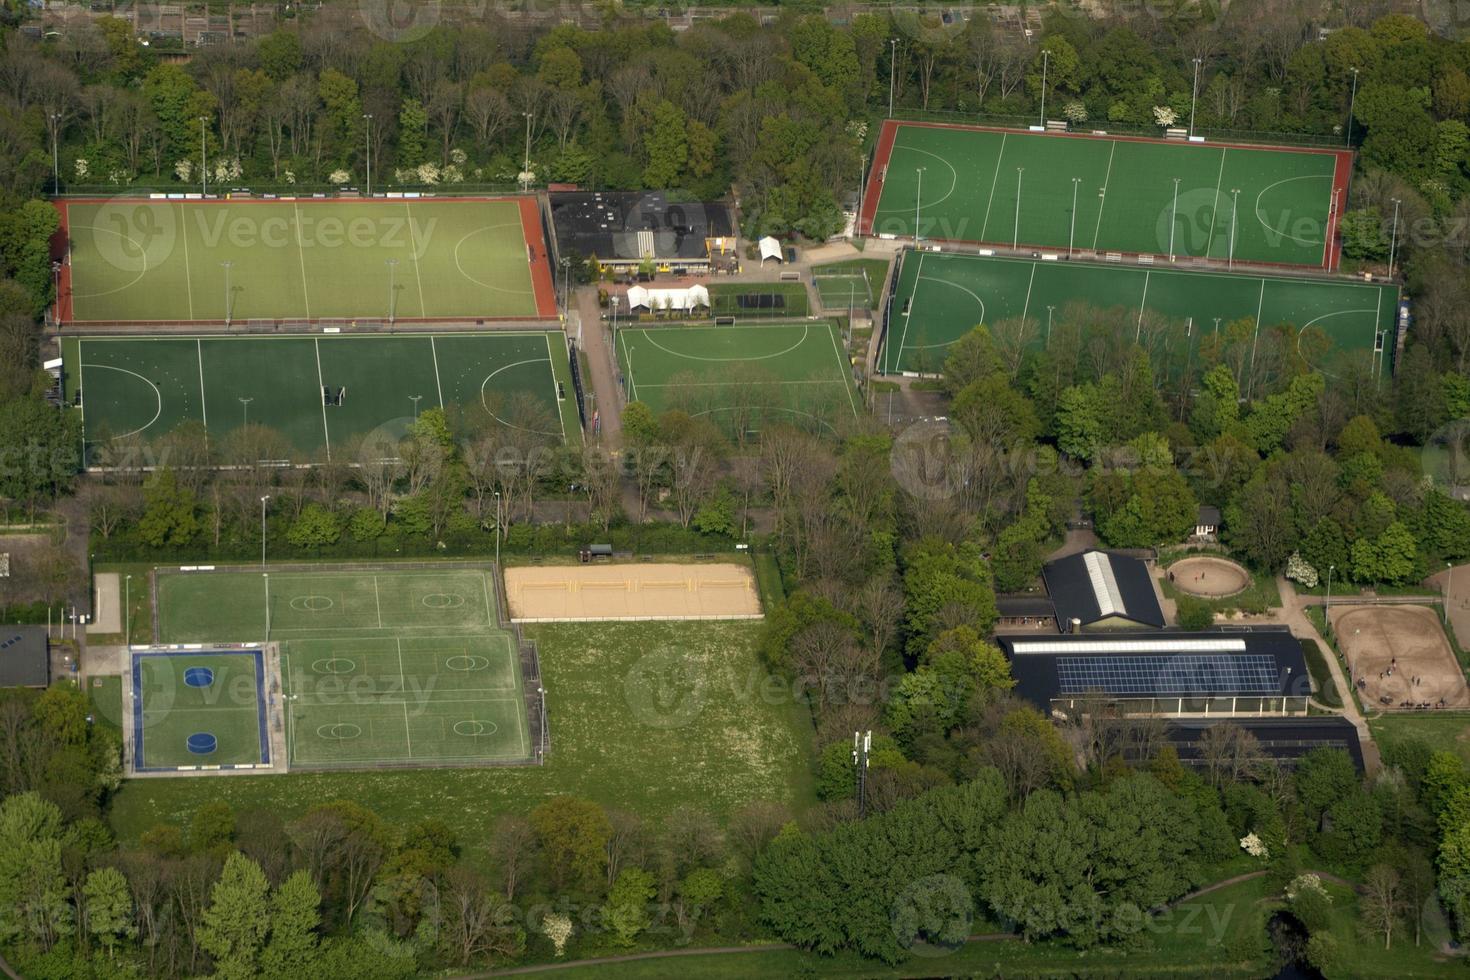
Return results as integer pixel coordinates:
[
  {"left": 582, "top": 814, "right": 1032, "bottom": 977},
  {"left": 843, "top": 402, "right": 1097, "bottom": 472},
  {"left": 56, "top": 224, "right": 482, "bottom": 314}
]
[
  {"left": 1204, "top": 148, "right": 1227, "bottom": 259},
  {"left": 430, "top": 336, "right": 444, "bottom": 408},
  {"left": 979, "top": 132, "right": 1008, "bottom": 242},
  {"left": 1020, "top": 262, "right": 1037, "bottom": 327},
  {"left": 405, "top": 201, "right": 428, "bottom": 317},
  {"left": 1091, "top": 141, "right": 1117, "bottom": 251},
  {"left": 373, "top": 575, "right": 384, "bottom": 628},
  {"left": 292, "top": 201, "right": 311, "bottom": 319},
  {"left": 895, "top": 250, "right": 925, "bottom": 371},
  {"left": 179, "top": 202, "right": 196, "bottom": 320},
  {"left": 545, "top": 332, "right": 566, "bottom": 442},
  {"left": 396, "top": 637, "right": 412, "bottom": 758},
  {"left": 196, "top": 338, "right": 208, "bottom": 428},
  {"left": 314, "top": 338, "right": 331, "bottom": 460}
]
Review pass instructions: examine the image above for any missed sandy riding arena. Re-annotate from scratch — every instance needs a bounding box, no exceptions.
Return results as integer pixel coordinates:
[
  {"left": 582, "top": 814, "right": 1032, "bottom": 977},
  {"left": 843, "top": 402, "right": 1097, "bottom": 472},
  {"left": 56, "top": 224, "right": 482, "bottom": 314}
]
[
  {"left": 504, "top": 563, "right": 762, "bottom": 623},
  {"left": 1168, "top": 557, "right": 1251, "bottom": 598},
  {"left": 1330, "top": 604, "right": 1470, "bottom": 710}
]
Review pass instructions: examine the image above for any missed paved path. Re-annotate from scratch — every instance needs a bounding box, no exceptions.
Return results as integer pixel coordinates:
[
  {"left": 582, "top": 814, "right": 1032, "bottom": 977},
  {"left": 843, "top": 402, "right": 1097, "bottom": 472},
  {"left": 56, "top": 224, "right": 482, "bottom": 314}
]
[
  {"left": 573, "top": 285, "right": 620, "bottom": 448},
  {"left": 1276, "top": 577, "right": 1380, "bottom": 772}
]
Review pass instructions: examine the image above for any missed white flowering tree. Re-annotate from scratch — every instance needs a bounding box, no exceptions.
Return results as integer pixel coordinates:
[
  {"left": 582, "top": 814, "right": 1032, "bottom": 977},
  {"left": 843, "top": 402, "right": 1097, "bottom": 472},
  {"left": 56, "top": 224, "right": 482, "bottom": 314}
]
[
  {"left": 1240, "top": 832, "right": 1269, "bottom": 859},
  {"left": 328, "top": 169, "right": 351, "bottom": 185},
  {"left": 174, "top": 159, "right": 193, "bottom": 182},
  {"left": 74, "top": 159, "right": 89, "bottom": 180},
  {"left": 1285, "top": 552, "right": 1319, "bottom": 589},
  {"left": 541, "top": 912, "right": 572, "bottom": 956},
  {"left": 1153, "top": 105, "right": 1178, "bottom": 128},
  {"left": 1063, "top": 101, "right": 1088, "bottom": 124},
  {"left": 1286, "top": 873, "right": 1330, "bottom": 903}
]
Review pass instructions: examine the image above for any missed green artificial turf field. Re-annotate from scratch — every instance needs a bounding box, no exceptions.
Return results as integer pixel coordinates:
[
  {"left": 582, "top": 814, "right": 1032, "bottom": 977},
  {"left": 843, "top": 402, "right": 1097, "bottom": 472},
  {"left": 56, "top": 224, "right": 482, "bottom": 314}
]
[
  {"left": 862, "top": 121, "right": 1350, "bottom": 269},
  {"left": 59, "top": 196, "right": 554, "bottom": 322},
  {"left": 63, "top": 331, "right": 579, "bottom": 460},
  {"left": 132, "top": 649, "right": 268, "bottom": 770},
  {"left": 882, "top": 250, "right": 1398, "bottom": 376},
  {"left": 615, "top": 321, "right": 862, "bottom": 437},
  {"left": 156, "top": 566, "right": 530, "bottom": 768}
]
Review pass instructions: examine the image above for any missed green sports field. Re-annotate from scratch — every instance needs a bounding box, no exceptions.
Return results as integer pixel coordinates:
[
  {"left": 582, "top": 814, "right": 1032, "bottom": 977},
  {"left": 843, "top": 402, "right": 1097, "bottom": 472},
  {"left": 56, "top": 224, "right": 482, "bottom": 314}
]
[
  {"left": 861, "top": 121, "right": 1350, "bottom": 269},
  {"left": 132, "top": 650, "right": 268, "bottom": 771},
  {"left": 63, "top": 331, "right": 579, "bottom": 460},
  {"left": 616, "top": 321, "right": 862, "bottom": 437},
  {"left": 60, "top": 197, "right": 554, "bottom": 323},
  {"left": 157, "top": 566, "right": 531, "bottom": 768},
  {"left": 883, "top": 250, "right": 1399, "bottom": 376}
]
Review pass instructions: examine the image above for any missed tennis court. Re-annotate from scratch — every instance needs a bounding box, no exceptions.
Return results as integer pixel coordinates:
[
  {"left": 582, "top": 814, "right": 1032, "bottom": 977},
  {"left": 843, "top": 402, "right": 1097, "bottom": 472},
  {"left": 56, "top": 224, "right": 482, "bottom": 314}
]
[
  {"left": 860, "top": 121, "right": 1351, "bottom": 269},
  {"left": 131, "top": 648, "right": 270, "bottom": 771},
  {"left": 882, "top": 250, "right": 1398, "bottom": 376},
  {"left": 63, "top": 331, "right": 579, "bottom": 461},
  {"left": 156, "top": 565, "right": 532, "bottom": 767},
  {"left": 58, "top": 196, "right": 557, "bottom": 323},
  {"left": 616, "top": 321, "right": 861, "bottom": 437}
]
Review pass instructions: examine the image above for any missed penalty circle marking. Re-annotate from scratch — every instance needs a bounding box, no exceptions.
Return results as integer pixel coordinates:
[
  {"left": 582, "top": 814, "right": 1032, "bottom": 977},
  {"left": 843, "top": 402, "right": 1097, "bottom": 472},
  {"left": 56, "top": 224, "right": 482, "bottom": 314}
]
[
  {"left": 311, "top": 657, "right": 357, "bottom": 675},
  {"left": 445, "top": 655, "right": 492, "bottom": 672},
  {"left": 289, "top": 595, "right": 335, "bottom": 612},
  {"left": 316, "top": 723, "right": 363, "bottom": 741},
  {"left": 453, "top": 720, "right": 499, "bottom": 737},
  {"left": 421, "top": 592, "right": 467, "bottom": 609}
]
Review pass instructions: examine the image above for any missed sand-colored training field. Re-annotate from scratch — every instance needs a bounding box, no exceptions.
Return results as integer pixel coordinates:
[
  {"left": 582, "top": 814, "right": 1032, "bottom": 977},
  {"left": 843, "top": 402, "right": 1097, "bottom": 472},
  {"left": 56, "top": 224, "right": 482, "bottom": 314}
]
[
  {"left": 504, "top": 563, "right": 762, "bottom": 622},
  {"left": 1330, "top": 604, "right": 1470, "bottom": 710},
  {"left": 1168, "top": 556, "right": 1251, "bottom": 598}
]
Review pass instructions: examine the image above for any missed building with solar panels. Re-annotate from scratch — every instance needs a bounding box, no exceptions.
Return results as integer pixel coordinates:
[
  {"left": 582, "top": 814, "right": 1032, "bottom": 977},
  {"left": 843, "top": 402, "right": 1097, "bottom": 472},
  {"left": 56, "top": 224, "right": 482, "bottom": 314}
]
[{"left": 998, "top": 627, "right": 1312, "bottom": 718}]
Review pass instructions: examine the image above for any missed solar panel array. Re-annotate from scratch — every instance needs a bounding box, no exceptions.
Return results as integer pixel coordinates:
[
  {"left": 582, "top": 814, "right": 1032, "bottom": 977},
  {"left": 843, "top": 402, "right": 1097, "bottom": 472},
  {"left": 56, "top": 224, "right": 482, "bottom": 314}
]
[{"left": 1055, "top": 653, "right": 1282, "bottom": 696}]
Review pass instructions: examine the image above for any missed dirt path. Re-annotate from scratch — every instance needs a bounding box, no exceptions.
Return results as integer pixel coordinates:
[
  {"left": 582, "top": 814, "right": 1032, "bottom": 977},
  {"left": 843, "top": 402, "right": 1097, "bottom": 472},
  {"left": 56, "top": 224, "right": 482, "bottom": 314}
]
[
  {"left": 1428, "top": 563, "right": 1470, "bottom": 651},
  {"left": 573, "top": 285, "right": 621, "bottom": 448}
]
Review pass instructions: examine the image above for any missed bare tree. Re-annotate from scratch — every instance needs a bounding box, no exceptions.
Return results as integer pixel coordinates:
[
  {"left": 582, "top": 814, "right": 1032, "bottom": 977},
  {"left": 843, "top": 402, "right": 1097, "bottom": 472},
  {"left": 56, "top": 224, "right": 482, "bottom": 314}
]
[
  {"left": 1198, "top": 723, "right": 1265, "bottom": 787},
  {"left": 1360, "top": 864, "right": 1406, "bottom": 949},
  {"left": 604, "top": 809, "right": 648, "bottom": 889},
  {"left": 488, "top": 814, "right": 537, "bottom": 902},
  {"left": 465, "top": 85, "right": 512, "bottom": 153},
  {"left": 436, "top": 868, "right": 520, "bottom": 966}
]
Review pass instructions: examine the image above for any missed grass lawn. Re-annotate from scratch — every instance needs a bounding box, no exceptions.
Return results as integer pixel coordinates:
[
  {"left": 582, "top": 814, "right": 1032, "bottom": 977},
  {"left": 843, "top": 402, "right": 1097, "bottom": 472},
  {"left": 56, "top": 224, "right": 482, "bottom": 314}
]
[
  {"left": 1160, "top": 560, "right": 1281, "bottom": 615},
  {"left": 1301, "top": 638, "right": 1342, "bottom": 708},
  {"left": 1317, "top": 879, "right": 1461, "bottom": 977},
  {"left": 87, "top": 674, "right": 122, "bottom": 743},
  {"left": 106, "top": 621, "right": 815, "bottom": 864},
  {"left": 811, "top": 257, "right": 891, "bottom": 311},
  {"left": 1369, "top": 712, "right": 1470, "bottom": 764}
]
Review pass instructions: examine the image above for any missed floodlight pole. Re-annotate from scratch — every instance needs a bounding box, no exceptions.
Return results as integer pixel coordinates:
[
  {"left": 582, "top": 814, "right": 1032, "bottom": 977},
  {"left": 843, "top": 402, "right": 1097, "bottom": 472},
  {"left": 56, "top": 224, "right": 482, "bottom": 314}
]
[
  {"left": 260, "top": 494, "right": 270, "bottom": 566},
  {"left": 1387, "top": 197, "right": 1402, "bottom": 280},
  {"left": 239, "top": 396, "right": 252, "bottom": 428},
  {"left": 1169, "top": 177, "right": 1181, "bottom": 260},
  {"left": 1189, "top": 58, "right": 1202, "bottom": 139},
  {"left": 1325, "top": 564, "right": 1335, "bottom": 637},
  {"left": 1228, "top": 188, "right": 1240, "bottom": 269},
  {"left": 410, "top": 394, "right": 422, "bottom": 419},
  {"left": 1445, "top": 562, "right": 1454, "bottom": 627},
  {"left": 200, "top": 116, "right": 208, "bottom": 196},
  {"left": 221, "top": 260, "right": 233, "bottom": 326},
  {"left": 386, "top": 258, "right": 399, "bottom": 325},
  {"left": 363, "top": 113, "right": 373, "bottom": 196},
  {"left": 914, "top": 167, "right": 924, "bottom": 246},
  {"left": 1069, "top": 177, "right": 1080, "bottom": 257},
  {"left": 1046, "top": 305, "right": 1055, "bottom": 348},
  {"left": 852, "top": 729, "right": 872, "bottom": 818},
  {"left": 1346, "top": 68, "right": 1359, "bottom": 147},
  {"left": 50, "top": 113, "right": 61, "bottom": 187},
  {"left": 124, "top": 574, "right": 132, "bottom": 647},
  {"left": 522, "top": 111, "right": 533, "bottom": 188},
  {"left": 1013, "top": 168, "right": 1024, "bottom": 249},
  {"left": 263, "top": 573, "right": 270, "bottom": 639},
  {"left": 494, "top": 490, "right": 502, "bottom": 568},
  {"left": 1039, "top": 48, "right": 1049, "bottom": 128}
]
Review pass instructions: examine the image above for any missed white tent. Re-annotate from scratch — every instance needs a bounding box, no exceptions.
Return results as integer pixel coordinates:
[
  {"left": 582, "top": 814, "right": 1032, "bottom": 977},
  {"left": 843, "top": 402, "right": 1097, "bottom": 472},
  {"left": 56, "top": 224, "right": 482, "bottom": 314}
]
[
  {"left": 758, "top": 236, "right": 784, "bottom": 263},
  {"left": 625, "top": 284, "right": 710, "bottom": 312}
]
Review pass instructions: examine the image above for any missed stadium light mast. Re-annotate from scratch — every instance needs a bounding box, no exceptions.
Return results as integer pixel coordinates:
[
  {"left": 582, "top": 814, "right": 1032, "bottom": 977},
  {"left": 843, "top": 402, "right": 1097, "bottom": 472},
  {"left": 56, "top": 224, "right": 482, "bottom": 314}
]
[
  {"left": 50, "top": 113, "right": 61, "bottom": 187},
  {"left": 124, "top": 574, "right": 132, "bottom": 647},
  {"left": 1346, "top": 67, "right": 1359, "bottom": 147},
  {"left": 363, "top": 113, "right": 373, "bottom": 196},
  {"left": 386, "top": 258, "right": 399, "bottom": 325},
  {"left": 1189, "top": 58, "right": 1202, "bottom": 139},
  {"left": 1325, "top": 564, "right": 1335, "bottom": 637},
  {"left": 1039, "top": 48, "right": 1050, "bottom": 128},
  {"left": 1013, "top": 168, "right": 1024, "bottom": 249},
  {"left": 410, "top": 394, "right": 423, "bottom": 419},
  {"left": 260, "top": 495, "right": 270, "bottom": 567},
  {"left": 521, "top": 111, "right": 534, "bottom": 189},
  {"left": 1445, "top": 562, "right": 1454, "bottom": 627},
  {"left": 1228, "top": 188, "right": 1240, "bottom": 269},
  {"left": 913, "top": 167, "right": 924, "bottom": 246},
  {"left": 1169, "top": 177, "right": 1181, "bottom": 260},
  {"left": 1069, "top": 177, "right": 1080, "bottom": 257},
  {"left": 199, "top": 116, "right": 209, "bottom": 196},
  {"left": 239, "top": 396, "right": 252, "bottom": 428},
  {"left": 1046, "top": 305, "right": 1055, "bottom": 348},
  {"left": 263, "top": 573, "right": 270, "bottom": 639},
  {"left": 852, "top": 730, "right": 872, "bottom": 818},
  {"left": 494, "top": 490, "right": 502, "bottom": 568},
  {"left": 1387, "top": 197, "right": 1402, "bottom": 280},
  {"left": 221, "top": 260, "right": 233, "bottom": 327}
]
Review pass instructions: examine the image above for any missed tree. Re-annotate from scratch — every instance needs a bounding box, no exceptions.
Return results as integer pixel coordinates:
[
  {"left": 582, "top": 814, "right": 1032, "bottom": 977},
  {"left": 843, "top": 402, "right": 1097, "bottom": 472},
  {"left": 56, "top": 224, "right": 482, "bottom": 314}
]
[
  {"left": 1360, "top": 863, "right": 1405, "bottom": 948},
  {"left": 260, "top": 870, "right": 321, "bottom": 977},
  {"left": 642, "top": 99, "right": 689, "bottom": 187},
  {"left": 136, "top": 469, "right": 200, "bottom": 548},
  {"left": 83, "top": 866, "right": 134, "bottom": 959},
  {"left": 1176, "top": 595, "right": 1215, "bottom": 630},
  {"left": 0, "top": 792, "right": 70, "bottom": 949},
  {"left": 530, "top": 797, "right": 610, "bottom": 890},
  {"left": 198, "top": 852, "right": 271, "bottom": 978},
  {"left": 287, "top": 504, "right": 342, "bottom": 549},
  {"left": 605, "top": 867, "right": 655, "bottom": 945}
]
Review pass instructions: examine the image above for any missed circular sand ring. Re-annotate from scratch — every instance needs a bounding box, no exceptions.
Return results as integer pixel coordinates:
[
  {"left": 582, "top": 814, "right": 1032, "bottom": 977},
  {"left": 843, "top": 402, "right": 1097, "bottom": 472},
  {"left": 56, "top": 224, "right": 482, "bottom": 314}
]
[
  {"left": 316, "top": 723, "right": 362, "bottom": 741},
  {"left": 445, "top": 655, "right": 492, "bottom": 672},
  {"left": 453, "top": 720, "right": 498, "bottom": 737},
  {"left": 1169, "top": 556, "right": 1251, "bottom": 598},
  {"left": 310, "top": 657, "right": 357, "bottom": 675},
  {"left": 421, "top": 593, "right": 466, "bottom": 609},
  {"left": 289, "top": 595, "right": 335, "bottom": 612}
]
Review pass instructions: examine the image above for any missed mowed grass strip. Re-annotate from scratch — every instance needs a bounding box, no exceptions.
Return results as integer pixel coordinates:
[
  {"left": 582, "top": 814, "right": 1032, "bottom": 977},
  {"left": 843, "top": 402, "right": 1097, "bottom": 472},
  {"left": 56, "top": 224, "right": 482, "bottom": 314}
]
[
  {"left": 106, "top": 621, "right": 817, "bottom": 865},
  {"left": 883, "top": 250, "right": 1397, "bottom": 375},
  {"left": 135, "top": 651, "right": 267, "bottom": 769},
  {"left": 64, "top": 198, "right": 540, "bottom": 322},
  {"left": 871, "top": 123, "right": 1340, "bottom": 267},
  {"left": 66, "top": 331, "right": 572, "bottom": 458},
  {"left": 616, "top": 321, "right": 860, "bottom": 435}
]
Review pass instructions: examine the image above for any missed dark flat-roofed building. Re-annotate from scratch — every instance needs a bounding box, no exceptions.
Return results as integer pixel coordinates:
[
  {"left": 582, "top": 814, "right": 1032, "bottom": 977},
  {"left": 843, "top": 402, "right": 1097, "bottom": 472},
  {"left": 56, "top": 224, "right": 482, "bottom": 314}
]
[
  {"left": 999, "top": 626, "right": 1312, "bottom": 718},
  {"left": 0, "top": 626, "right": 49, "bottom": 688},
  {"left": 548, "top": 191, "right": 737, "bottom": 276},
  {"left": 995, "top": 593, "right": 1057, "bottom": 629},
  {"left": 1042, "top": 549, "right": 1164, "bottom": 631},
  {"left": 1166, "top": 716, "right": 1364, "bottom": 772}
]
